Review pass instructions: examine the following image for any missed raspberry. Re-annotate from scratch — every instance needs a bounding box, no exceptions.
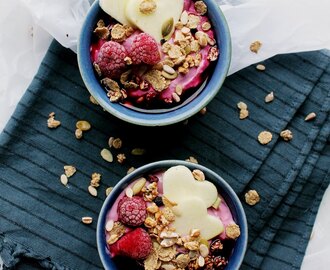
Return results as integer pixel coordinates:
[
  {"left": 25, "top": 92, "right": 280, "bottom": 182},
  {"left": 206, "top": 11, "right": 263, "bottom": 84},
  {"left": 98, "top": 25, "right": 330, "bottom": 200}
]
[
  {"left": 117, "top": 196, "right": 147, "bottom": 226},
  {"left": 110, "top": 228, "right": 152, "bottom": 260},
  {"left": 129, "top": 33, "right": 161, "bottom": 65},
  {"left": 95, "top": 41, "right": 127, "bottom": 78}
]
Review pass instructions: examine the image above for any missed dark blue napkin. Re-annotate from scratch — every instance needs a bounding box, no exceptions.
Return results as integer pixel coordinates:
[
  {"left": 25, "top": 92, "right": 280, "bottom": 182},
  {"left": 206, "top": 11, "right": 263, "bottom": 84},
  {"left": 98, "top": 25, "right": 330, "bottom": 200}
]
[{"left": 0, "top": 40, "right": 329, "bottom": 269}]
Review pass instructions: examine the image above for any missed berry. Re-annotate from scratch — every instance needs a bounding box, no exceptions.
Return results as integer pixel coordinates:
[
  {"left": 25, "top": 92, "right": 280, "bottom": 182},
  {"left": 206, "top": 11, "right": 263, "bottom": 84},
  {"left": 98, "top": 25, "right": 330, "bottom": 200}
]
[
  {"left": 118, "top": 196, "right": 147, "bottom": 226},
  {"left": 210, "top": 239, "right": 223, "bottom": 255},
  {"left": 153, "top": 196, "right": 164, "bottom": 207},
  {"left": 110, "top": 228, "right": 152, "bottom": 260},
  {"left": 95, "top": 41, "right": 127, "bottom": 78},
  {"left": 129, "top": 33, "right": 161, "bottom": 65},
  {"left": 213, "top": 256, "right": 228, "bottom": 270}
]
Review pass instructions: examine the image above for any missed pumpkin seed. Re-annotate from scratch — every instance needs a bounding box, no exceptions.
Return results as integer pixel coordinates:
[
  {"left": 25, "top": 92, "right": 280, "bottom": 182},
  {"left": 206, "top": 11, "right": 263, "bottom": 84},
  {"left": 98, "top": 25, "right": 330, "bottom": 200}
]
[{"left": 162, "top": 17, "right": 174, "bottom": 40}]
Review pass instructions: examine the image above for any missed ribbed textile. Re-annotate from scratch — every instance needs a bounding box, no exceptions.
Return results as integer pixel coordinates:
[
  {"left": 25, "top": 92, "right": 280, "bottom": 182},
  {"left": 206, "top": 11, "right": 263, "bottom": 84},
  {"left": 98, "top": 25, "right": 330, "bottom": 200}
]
[{"left": 0, "top": 41, "right": 329, "bottom": 269}]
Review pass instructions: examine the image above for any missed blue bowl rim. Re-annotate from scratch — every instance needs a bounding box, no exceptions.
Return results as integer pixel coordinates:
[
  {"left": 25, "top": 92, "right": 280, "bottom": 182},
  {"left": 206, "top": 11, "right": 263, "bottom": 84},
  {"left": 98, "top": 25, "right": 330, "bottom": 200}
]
[
  {"left": 77, "top": 0, "right": 231, "bottom": 126},
  {"left": 97, "top": 160, "right": 248, "bottom": 270}
]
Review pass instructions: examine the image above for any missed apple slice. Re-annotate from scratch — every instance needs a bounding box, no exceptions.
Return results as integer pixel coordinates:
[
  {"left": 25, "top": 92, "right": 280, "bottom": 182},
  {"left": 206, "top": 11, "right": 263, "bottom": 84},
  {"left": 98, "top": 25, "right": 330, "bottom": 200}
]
[
  {"left": 99, "top": 0, "right": 131, "bottom": 26},
  {"left": 125, "top": 0, "right": 184, "bottom": 42},
  {"left": 171, "top": 197, "right": 224, "bottom": 240},
  {"left": 163, "top": 165, "right": 218, "bottom": 208}
]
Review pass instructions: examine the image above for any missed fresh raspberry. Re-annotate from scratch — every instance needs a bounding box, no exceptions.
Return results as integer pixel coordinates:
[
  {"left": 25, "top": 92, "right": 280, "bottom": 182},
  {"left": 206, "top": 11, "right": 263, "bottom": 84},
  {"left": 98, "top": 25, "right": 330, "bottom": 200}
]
[
  {"left": 129, "top": 33, "right": 161, "bottom": 65},
  {"left": 117, "top": 196, "right": 147, "bottom": 226},
  {"left": 95, "top": 41, "right": 127, "bottom": 78},
  {"left": 109, "top": 228, "right": 152, "bottom": 260}
]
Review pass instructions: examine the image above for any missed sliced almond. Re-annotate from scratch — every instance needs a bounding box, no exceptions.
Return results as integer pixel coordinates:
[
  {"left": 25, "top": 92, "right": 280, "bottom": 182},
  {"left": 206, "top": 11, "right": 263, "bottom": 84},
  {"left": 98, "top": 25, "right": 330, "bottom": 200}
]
[
  {"left": 88, "top": 185, "right": 97, "bottom": 197},
  {"left": 75, "top": 128, "right": 83, "bottom": 139},
  {"left": 199, "top": 244, "right": 209, "bottom": 258},
  {"left": 265, "top": 91, "right": 274, "bottom": 103},
  {"left": 132, "top": 177, "right": 147, "bottom": 195},
  {"left": 305, "top": 112, "right": 316, "bottom": 121},
  {"left": 256, "top": 64, "right": 266, "bottom": 71},
  {"left": 198, "top": 255, "right": 205, "bottom": 267},
  {"left": 60, "top": 174, "right": 68, "bottom": 186},
  {"left": 105, "top": 220, "right": 114, "bottom": 232},
  {"left": 101, "top": 148, "right": 113, "bottom": 163},
  {"left": 81, "top": 216, "right": 93, "bottom": 224},
  {"left": 125, "top": 187, "right": 134, "bottom": 198}
]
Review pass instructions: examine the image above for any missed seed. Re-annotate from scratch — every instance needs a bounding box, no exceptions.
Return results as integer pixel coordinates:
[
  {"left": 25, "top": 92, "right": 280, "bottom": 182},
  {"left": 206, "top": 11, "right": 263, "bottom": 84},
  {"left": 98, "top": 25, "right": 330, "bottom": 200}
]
[
  {"left": 265, "top": 91, "right": 274, "bottom": 103},
  {"left": 198, "top": 256, "right": 205, "bottom": 267},
  {"left": 256, "top": 64, "right": 266, "bottom": 71},
  {"left": 161, "top": 70, "right": 178, "bottom": 80},
  {"left": 258, "top": 131, "right": 272, "bottom": 145},
  {"left": 105, "top": 187, "right": 113, "bottom": 196},
  {"left": 81, "top": 217, "right": 93, "bottom": 224},
  {"left": 101, "top": 148, "right": 113, "bottom": 163},
  {"left": 162, "top": 17, "right": 174, "bottom": 40},
  {"left": 60, "top": 174, "right": 68, "bottom": 186},
  {"left": 75, "top": 128, "right": 83, "bottom": 139},
  {"left": 76, "top": 120, "right": 91, "bottom": 131},
  {"left": 199, "top": 244, "right": 209, "bottom": 257},
  {"left": 125, "top": 187, "right": 134, "bottom": 198},
  {"left": 132, "top": 178, "right": 147, "bottom": 195},
  {"left": 131, "top": 148, "right": 146, "bottom": 155},
  {"left": 305, "top": 112, "right": 316, "bottom": 121},
  {"left": 163, "top": 64, "right": 176, "bottom": 75},
  {"left": 105, "top": 220, "right": 114, "bottom": 231},
  {"left": 88, "top": 185, "right": 97, "bottom": 197}
]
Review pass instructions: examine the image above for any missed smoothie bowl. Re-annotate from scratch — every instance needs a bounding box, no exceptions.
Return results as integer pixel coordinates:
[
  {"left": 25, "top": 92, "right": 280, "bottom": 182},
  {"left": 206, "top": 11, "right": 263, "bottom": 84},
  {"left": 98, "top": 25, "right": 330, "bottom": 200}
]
[
  {"left": 97, "top": 160, "right": 247, "bottom": 269},
  {"left": 78, "top": 0, "right": 231, "bottom": 126}
]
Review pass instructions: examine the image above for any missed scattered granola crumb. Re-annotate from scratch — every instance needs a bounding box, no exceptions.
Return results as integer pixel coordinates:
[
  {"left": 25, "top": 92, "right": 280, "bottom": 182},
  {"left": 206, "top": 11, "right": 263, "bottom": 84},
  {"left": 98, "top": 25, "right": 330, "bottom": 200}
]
[
  {"left": 192, "top": 169, "right": 205, "bottom": 181},
  {"left": 112, "top": 138, "right": 123, "bottom": 149},
  {"left": 265, "top": 91, "right": 274, "bottom": 103},
  {"left": 75, "top": 128, "right": 83, "bottom": 139},
  {"left": 60, "top": 174, "right": 68, "bottom": 186},
  {"left": 106, "top": 187, "right": 113, "bottom": 196},
  {"left": 94, "top": 25, "right": 110, "bottom": 40},
  {"left": 280, "top": 129, "right": 293, "bottom": 141},
  {"left": 258, "top": 131, "right": 272, "bottom": 145},
  {"left": 250, "top": 40, "right": 262, "bottom": 53},
  {"left": 185, "top": 156, "right": 198, "bottom": 164},
  {"left": 81, "top": 216, "right": 93, "bottom": 224},
  {"left": 225, "top": 223, "right": 241, "bottom": 239},
  {"left": 305, "top": 112, "right": 316, "bottom": 121},
  {"left": 117, "top": 153, "right": 126, "bottom": 164},
  {"left": 101, "top": 148, "right": 113, "bottom": 163},
  {"left": 245, "top": 190, "right": 260, "bottom": 205},
  {"left": 89, "top": 95, "right": 99, "bottom": 105},
  {"left": 90, "top": 173, "right": 101, "bottom": 187},
  {"left": 127, "top": 167, "right": 135, "bottom": 174},
  {"left": 64, "top": 165, "right": 76, "bottom": 178},
  {"left": 47, "top": 112, "right": 61, "bottom": 129},
  {"left": 256, "top": 64, "right": 266, "bottom": 71},
  {"left": 111, "top": 24, "right": 126, "bottom": 42},
  {"left": 76, "top": 120, "right": 91, "bottom": 131},
  {"left": 200, "top": 107, "right": 207, "bottom": 115},
  {"left": 237, "top": 102, "right": 249, "bottom": 120}
]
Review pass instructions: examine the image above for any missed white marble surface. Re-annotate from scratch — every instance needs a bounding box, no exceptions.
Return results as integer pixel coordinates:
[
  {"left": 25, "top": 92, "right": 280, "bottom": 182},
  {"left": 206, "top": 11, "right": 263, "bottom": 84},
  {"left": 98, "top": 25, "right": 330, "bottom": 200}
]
[{"left": 0, "top": 0, "right": 330, "bottom": 269}]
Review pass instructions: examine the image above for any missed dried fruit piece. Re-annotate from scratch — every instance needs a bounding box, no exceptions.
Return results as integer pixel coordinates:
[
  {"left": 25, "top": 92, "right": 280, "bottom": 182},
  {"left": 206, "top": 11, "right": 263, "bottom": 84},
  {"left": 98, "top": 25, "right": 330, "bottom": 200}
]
[
  {"left": 81, "top": 217, "right": 93, "bottom": 224},
  {"left": 245, "top": 189, "right": 260, "bottom": 205},
  {"left": 250, "top": 40, "right": 262, "bottom": 53},
  {"left": 225, "top": 223, "right": 241, "bottom": 239},
  {"left": 76, "top": 120, "right": 91, "bottom": 131},
  {"left": 305, "top": 112, "right": 316, "bottom": 121},
  {"left": 60, "top": 174, "right": 68, "bottom": 186},
  {"left": 256, "top": 64, "right": 266, "bottom": 71},
  {"left": 265, "top": 91, "right": 274, "bottom": 103},
  {"left": 280, "top": 129, "right": 293, "bottom": 141},
  {"left": 101, "top": 148, "right": 113, "bottom": 163},
  {"left": 258, "top": 131, "right": 272, "bottom": 145}
]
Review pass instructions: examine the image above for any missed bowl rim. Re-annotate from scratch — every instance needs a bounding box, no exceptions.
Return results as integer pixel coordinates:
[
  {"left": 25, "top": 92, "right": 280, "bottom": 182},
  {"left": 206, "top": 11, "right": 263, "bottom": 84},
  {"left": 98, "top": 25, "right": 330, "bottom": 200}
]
[
  {"left": 77, "top": 0, "right": 232, "bottom": 126},
  {"left": 97, "top": 160, "right": 248, "bottom": 270}
]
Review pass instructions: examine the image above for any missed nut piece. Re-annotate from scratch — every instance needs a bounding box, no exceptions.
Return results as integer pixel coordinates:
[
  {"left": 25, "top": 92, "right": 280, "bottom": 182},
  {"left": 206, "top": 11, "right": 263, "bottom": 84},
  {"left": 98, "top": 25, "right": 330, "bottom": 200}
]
[
  {"left": 250, "top": 40, "right": 262, "bottom": 53},
  {"left": 225, "top": 223, "right": 241, "bottom": 239},
  {"left": 64, "top": 165, "right": 76, "bottom": 178},
  {"left": 245, "top": 189, "right": 260, "bottom": 206},
  {"left": 256, "top": 64, "right": 266, "bottom": 71},
  {"left": 75, "top": 128, "right": 83, "bottom": 139},
  {"left": 101, "top": 148, "right": 113, "bottom": 163},
  {"left": 305, "top": 112, "right": 316, "bottom": 121},
  {"left": 192, "top": 169, "right": 205, "bottom": 181},
  {"left": 139, "top": 0, "right": 157, "bottom": 15},
  {"left": 81, "top": 217, "right": 93, "bottom": 224},
  {"left": 60, "top": 174, "right": 68, "bottom": 186},
  {"left": 198, "top": 255, "right": 205, "bottom": 267},
  {"left": 265, "top": 91, "right": 274, "bottom": 103},
  {"left": 88, "top": 185, "right": 98, "bottom": 197},
  {"left": 76, "top": 120, "right": 91, "bottom": 131},
  {"left": 239, "top": 109, "right": 249, "bottom": 120},
  {"left": 47, "top": 112, "right": 61, "bottom": 129},
  {"left": 280, "top": 129, "right": 293, "bottom": 141},
  {"left": 237, "top": 101, "right": 247, "bottom": 110},
  {"left": 117, "top": 153, "right": 126, "bottom": 164},
  {"left": 258, "top": 131, "right": 272, "bottom": 145}
]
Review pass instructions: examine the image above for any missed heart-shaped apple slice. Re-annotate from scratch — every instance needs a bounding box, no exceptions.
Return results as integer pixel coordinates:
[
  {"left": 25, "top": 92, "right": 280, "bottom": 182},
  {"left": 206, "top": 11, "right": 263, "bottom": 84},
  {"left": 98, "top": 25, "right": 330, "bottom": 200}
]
[
  {"left": 163, "top": 165, "right": 218, "bottom": 208},
  {"left": 125, "top": 0, "right": 184, "bottom": 42},
  {"left": 99, "top": 0, "right": 131, "bottom": 26},
  {"left": 171, "top": 197, "right": 224, "bottom": 240}
]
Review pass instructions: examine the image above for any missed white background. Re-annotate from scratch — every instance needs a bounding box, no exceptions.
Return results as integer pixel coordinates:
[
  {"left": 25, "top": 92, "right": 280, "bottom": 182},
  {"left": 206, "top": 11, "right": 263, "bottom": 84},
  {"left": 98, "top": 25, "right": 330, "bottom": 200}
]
[{"left": 0, "top": 0, "right": 330, "bottom": 269}]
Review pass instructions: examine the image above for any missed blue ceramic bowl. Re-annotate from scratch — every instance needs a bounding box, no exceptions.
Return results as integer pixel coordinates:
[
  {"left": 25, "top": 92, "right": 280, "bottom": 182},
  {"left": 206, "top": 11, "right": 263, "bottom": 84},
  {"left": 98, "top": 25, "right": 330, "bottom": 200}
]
[
  {"left": 97, "top": 160, "right": 247, "bottom": 270},
  {"left": 78, "top": 0, "right": 231, "bottom": 126}
]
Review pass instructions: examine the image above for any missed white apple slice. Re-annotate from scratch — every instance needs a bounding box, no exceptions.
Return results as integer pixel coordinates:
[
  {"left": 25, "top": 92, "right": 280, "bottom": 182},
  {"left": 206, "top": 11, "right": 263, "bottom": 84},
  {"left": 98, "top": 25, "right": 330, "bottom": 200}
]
[
  {"left": 163, "top": 165, "right": 218, "bottom": 208},
  {"left": 125, "top": 0, "right": 184, "bottom": 42},
  {"left": 99, "top": 0, "right": 131, "bottom": 25},
  {"left": 171, "top": 197, "right": 224, "bottom": 240}
]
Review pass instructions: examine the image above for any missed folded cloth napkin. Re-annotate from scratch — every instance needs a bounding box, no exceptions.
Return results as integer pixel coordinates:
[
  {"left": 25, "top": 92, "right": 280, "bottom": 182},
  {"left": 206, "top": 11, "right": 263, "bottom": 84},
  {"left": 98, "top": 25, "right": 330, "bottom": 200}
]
[{"left": 0, "top": 40, "right": 329, "bottom": 270}]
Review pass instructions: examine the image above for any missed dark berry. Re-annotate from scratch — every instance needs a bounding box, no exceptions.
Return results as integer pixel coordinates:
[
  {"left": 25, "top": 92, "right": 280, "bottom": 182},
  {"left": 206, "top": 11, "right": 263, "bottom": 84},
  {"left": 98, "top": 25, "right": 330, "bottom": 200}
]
[
  {"left": 213, "top": 256, "right": 228, "bottom": 270},
  {"left": 153, "top": 196, "right": 164, "bottom": 207}
]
